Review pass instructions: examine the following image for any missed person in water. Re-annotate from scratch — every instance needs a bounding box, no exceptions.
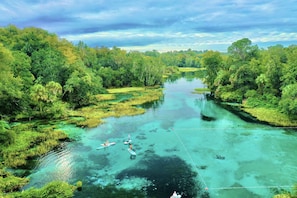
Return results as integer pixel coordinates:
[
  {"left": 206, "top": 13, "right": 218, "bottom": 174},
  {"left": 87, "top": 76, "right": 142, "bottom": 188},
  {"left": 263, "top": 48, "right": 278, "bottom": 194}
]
[
  {"left": 103, "top": 140, "right": 109, "bottom": 146},
  {"left": 129, "top": 143, "right": 133, "bottom": 150},
  {"left": 128, "top": 143, "right": 136, "bottom": 159}
]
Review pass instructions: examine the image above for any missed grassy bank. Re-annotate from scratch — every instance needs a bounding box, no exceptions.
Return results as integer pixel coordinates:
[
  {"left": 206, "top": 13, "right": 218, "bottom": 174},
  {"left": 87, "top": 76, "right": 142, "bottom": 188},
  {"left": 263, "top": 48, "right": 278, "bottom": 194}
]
[{"left": 242, "top": 107, "right": 297, "bottom": 127}]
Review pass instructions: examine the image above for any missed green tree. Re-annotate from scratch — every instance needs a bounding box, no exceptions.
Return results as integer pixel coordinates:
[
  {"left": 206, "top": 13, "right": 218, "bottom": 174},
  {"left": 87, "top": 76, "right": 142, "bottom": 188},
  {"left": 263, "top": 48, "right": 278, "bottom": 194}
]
[
  {"left": 255, "top": 74, "right": 269, "bottom": 95},
  {"left": 0, "top": 44, "right": 24, "bottom": 116},
  {"left": 227, "top": 38, "right": 258, "bottom": 62},
  {"left": 279, "top": 83, "right": 297, "bottom": 118},
  {"left": 31, "top": 47, "right": 66, "bottom": 85},
  {"left": 201, "top": 51, "right": 223, "bottom": 92},
  {"left": 76, "top": 41, "right": 98, "bottom": 68},
  {"left": 229, "top": 64, "right": 257, "bottom": 93},
  {"left": 131, "top": 53, "right": 164, "bottom": 86},
  {"left": 30, "top": 84, "right": 48, "bottom": 116},
  {"left": 29, "top": 81, "right": 64, "bottom": 118},
  {"left": 64, "top": 69, "right": 105, "bottom": 107},
  {"left": 0, "top": 120, "right": 15, "bottom": 146},
  {"left": 281, "top": 45, "right": 297, "bottom": 88}
]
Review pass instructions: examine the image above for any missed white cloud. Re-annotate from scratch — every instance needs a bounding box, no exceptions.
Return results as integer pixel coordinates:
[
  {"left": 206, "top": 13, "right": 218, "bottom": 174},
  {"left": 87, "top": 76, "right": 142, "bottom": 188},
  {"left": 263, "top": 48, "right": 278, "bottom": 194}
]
[{"left": 0, "top": 0, "right": 297, "bottom": 51}]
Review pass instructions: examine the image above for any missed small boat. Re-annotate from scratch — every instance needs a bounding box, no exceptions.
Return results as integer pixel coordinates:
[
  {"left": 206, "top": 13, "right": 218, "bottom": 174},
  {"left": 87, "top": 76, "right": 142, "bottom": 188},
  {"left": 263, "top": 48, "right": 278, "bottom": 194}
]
[
  {"left": 96, "top": 142, "right": 116, "bottom": 150},
  {"left": 124, "top": 139, "right": 132, "bottom": 144},
  {"left": 128, "top": 148, "right": 136, "bottom": 156}
]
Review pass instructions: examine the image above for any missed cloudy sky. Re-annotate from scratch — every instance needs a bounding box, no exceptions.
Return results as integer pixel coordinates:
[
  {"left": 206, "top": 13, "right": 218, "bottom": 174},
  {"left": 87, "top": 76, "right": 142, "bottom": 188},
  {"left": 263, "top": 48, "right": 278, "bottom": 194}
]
[{"left": 0, "top": 0, "right": 297, "bottom": 52}]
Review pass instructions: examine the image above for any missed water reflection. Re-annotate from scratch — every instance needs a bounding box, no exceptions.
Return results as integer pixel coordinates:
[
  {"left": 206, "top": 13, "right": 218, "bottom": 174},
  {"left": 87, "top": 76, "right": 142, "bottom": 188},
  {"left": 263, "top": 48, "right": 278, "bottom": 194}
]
[{"left": 26, "top": 143, "right": 74, "bottom": 188}]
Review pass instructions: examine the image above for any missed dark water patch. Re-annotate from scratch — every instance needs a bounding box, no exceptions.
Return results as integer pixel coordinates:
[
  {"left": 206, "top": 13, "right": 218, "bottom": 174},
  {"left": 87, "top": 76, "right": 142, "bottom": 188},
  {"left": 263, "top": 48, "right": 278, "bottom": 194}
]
[
  {"left": 218, "top": 102, "right": 272, "bottom": 126},
  {"left": 88, "top": 153, "right": 110, "bottom": 169},
  {"left": 116, "top": 154, "right": 208, "bottom": 198},
  {"left": 136, "top": 134, "right": 147, "bottom": 140},
  {"left": 74, "top": 184, "right": 146, "bottom": 198},
  {"left": 149, "top": 128, "right": 158, "bottom": 133},
  {"left": 72, "top": 142, "right": 92, "bottom": 152},
  {"left": 197, "top": 165, "right": 207, "bottom": 170},
  {"left": 282, "top": 128, "right": 297, "bottom": 135},
  {"left": 144, "top": 149, "right": 155, "bottom": 156},
  {"left": 215, "top": 155, "right": 225, "bottom": 160},
  {"left": 140, "top": 96, "right": 164, "bottom": 110},
  {"left": 240, "top": 132, "right": 252, "bottom": 136},
  {"left": 201, "top": 113, "right": 216, "bottom": 121},
  {"left": 165, "top": 147, "right": 180, "bottom": 153}
]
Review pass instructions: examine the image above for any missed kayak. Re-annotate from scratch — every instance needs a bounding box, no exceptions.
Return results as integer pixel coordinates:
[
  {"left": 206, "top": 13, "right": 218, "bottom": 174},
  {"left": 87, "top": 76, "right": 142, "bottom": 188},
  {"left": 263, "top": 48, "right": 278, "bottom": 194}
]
[
  {"left": 96, "top": 142, "right": 116, "bottom": 150},
  {"left": 128, "top": 148, "right": 136, "bottom": 156},
  {"left": 124, "top": 139, "right": 132, "bottom": 144}
]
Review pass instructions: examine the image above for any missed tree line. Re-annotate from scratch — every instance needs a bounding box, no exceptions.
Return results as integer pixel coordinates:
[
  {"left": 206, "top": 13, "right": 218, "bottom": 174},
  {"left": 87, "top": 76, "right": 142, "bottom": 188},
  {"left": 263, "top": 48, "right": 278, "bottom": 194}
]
[
  {"left": 0, "top": 25, "right": 202, "bottom": 121},
  {"left": 1, "top": 25, "right": 297, "bottom": 122},
  {"left": 201, "top": 38, "right": 297, "bottom": 119}
]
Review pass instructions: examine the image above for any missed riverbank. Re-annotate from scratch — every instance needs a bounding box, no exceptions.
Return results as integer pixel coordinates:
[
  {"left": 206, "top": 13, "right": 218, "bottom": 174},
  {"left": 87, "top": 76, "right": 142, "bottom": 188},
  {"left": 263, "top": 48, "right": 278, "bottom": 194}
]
[{"left": 219, "top": 102, "right": 297, "bottom": 127}]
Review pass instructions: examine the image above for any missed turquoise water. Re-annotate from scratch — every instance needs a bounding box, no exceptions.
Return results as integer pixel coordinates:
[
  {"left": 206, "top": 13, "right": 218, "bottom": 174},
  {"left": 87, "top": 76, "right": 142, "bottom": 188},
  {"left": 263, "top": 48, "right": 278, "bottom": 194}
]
[{"left": 25, "top": 78, "right": 297, "bottom": 197}]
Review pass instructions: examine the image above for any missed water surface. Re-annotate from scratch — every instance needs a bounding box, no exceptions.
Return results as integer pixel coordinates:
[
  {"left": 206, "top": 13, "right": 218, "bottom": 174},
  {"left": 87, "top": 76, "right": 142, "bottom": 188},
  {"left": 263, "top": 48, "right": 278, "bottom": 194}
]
[{"left": 26, "top": 78, "right": 297, "bottom": 197}]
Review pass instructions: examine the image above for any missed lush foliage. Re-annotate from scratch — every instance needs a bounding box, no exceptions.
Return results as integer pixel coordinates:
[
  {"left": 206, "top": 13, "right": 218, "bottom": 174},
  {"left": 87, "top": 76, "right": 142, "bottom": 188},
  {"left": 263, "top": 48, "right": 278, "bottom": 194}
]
[
  {"left": 1, "top": 123, "right": 68, "bottom": 168},
  {"left": 0, "top": 25, "right": 171, "bottom": 119},
  {"left": 1, "top": 25, "right": 297, "bottom": 196},
  {"left": 201, "top": 38, "right": 297, "bottom": 125},
  {"left": 10, "top": 181, "right": 76, "bottom": 198},
  {"left": 0, "top": 169, "right": 29, "bottom": 193}
]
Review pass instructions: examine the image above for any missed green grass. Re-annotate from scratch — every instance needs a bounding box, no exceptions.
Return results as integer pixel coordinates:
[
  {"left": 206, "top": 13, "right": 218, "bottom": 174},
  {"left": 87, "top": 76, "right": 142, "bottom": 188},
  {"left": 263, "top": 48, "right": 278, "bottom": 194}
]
[
  {"left": 69, "top": 87, "right": 164, "bottom": 128},
  {"left": 243, "top": 107, "right": 297, "bottom": 126},
  {"left": 193, "top": 87, "right": 210, "bottom": 94},
  {"left": 178, "top": 67, "right": 201, "bottom": 72},
  {"left": 107, "top": 87, "right": 145, "bottom": 93}
]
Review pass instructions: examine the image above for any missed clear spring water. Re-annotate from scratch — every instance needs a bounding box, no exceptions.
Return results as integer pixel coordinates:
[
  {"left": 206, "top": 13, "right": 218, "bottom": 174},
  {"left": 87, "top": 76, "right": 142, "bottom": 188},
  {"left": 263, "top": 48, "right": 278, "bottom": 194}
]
[{"left": 25, "top": 77, "right": 297, "bottom": 197}]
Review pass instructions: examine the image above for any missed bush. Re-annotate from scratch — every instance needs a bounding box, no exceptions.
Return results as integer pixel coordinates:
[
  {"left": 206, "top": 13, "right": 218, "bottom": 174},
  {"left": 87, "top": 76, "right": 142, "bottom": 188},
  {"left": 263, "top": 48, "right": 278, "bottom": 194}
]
[{"left": 76, "top": 180, "right": 82, "bottom": 191}]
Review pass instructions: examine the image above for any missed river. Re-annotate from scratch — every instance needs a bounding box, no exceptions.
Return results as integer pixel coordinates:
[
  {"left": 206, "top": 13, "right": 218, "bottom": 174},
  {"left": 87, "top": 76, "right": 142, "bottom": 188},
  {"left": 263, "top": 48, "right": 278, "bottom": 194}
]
[{"left": 25, "top": 77, "right": 297, "bottom": 197}]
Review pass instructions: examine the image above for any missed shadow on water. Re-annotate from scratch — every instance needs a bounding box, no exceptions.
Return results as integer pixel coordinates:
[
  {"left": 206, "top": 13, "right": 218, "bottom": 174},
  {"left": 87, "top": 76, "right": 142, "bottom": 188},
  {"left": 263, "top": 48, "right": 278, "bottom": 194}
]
[
  {"left": 140, "top": 95, "right": 164, "bottom": 110},
  {"left": 195, "top": 97, "right": 217, "bottom": 122}
]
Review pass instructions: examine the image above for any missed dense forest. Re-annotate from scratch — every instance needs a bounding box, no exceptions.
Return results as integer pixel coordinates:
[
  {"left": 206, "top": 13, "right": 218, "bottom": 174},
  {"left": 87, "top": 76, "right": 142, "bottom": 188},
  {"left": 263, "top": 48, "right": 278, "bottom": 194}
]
[
  {"left": 0, "top": 25, "right": 202, "bottom": 121},
  {"left": 201, "top": 38, "right": 297, "bottom": 124},
  {"left": 1, "top": 25, "right": 297, "bottom": 197}
]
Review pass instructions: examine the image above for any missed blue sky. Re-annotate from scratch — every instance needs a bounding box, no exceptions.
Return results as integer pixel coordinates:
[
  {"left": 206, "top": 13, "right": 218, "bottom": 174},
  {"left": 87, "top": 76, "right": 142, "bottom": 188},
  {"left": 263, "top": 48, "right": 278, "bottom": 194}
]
[{"left": 0, "top": 0, "right": 297, "bottom": 52}]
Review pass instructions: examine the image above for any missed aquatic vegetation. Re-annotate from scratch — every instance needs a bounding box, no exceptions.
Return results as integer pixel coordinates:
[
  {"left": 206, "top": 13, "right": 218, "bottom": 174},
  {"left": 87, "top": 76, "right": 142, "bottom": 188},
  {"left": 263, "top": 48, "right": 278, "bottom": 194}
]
[
  {"left": 107, "top": 87, "right": 145, "bottom": 94},
  {"left": 193, "top": 87, "right": 210, "bottom": 94},
  {"left": 76, "top": 180, "right": 83, "bottom": 191},
  {"left": 178, "top": 67, "right": 201, "bottom": 72},
  {"left": 0, "top": 169, "right": 29, "bottom": 194},
  {"left": 74, "top": 184, "right": 146, "bottom": 198},
  {"left": 70, "top": 87, "right": 163, "bottom": 128},
  {"left": 243, "top": 107, "right": 297, "bottom": 126},
  {"left": 10, "top": 181, "right": 75, "bottom": 198},
  {"left": 1, "top": 124, "right": 67, "bottom": 168}
]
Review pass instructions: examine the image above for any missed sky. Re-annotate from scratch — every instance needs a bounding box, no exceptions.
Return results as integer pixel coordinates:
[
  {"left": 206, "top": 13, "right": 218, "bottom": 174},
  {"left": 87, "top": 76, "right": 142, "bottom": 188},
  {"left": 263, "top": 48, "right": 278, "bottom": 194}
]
[{"left": 0, "top": 0, "right": 297, "bottom": 52}]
